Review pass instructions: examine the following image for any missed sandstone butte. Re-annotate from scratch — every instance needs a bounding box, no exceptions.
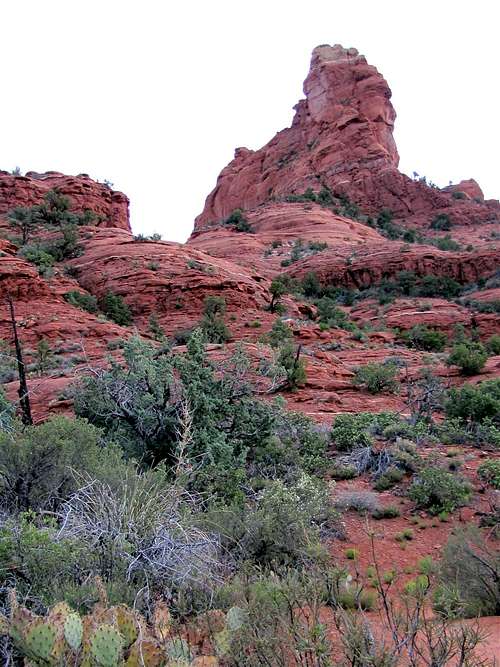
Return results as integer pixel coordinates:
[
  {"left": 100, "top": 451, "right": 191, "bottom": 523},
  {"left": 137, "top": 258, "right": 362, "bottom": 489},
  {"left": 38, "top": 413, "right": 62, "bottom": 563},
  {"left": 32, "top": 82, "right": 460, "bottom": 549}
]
[
  {"left": 0, "top": 43, "right": 498, "bottom": 420},
  {"left": 0, "top": 43, "right": 499, "bottom": 659}
]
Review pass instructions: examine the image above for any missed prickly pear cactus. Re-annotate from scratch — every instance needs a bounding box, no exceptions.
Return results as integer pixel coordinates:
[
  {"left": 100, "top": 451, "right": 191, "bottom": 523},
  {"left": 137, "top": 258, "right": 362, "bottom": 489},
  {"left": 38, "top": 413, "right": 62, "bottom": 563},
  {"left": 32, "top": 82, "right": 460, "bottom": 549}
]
[
  {"left": 165, "top": 637, "right": 192, "bottom": 663},
  {"left": 24, "top": 621, "right": 57, "bottom": 662},
  {"left": 125, "top": 638, "right": 164, "bottom": 666},
  {"left": 225, "top": 606, "right": 246, "bottom": 632},
  {"left": 64, "top": 612, "right": 83, "bottom": 650},
  {"left": 90, "top": 624, "right": 123, "bottom": 666}
]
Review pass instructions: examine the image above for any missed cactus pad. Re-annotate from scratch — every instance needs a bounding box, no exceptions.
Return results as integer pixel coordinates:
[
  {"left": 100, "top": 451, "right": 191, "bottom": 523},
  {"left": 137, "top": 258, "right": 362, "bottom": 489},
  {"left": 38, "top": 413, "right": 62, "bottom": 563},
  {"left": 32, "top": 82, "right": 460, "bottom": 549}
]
[
  {"left": 226, "top": 606, "right": 246, "bottom": 632},
  {"left": 25, "top": 622, "right": 57, "bottom": 662},
  {"left": 165, "top": 637, "right": 192, "bottom": 662},
  {"left": 90, "top": 624, "right": 123, "bottom": 666},
  {"left": 64, "top": 612, "right": 83, "bottom": 650},
  {"left": 125, "top": 638, "right": 164, "bottom": 666}
]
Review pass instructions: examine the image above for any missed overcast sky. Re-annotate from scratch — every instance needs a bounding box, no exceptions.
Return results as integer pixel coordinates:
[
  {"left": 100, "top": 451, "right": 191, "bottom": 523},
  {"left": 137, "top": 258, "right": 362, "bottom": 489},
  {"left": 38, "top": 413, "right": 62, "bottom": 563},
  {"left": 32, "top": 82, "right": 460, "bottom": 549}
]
[{"left": 1, "top": 1, "right": 498, "bottom": 242}]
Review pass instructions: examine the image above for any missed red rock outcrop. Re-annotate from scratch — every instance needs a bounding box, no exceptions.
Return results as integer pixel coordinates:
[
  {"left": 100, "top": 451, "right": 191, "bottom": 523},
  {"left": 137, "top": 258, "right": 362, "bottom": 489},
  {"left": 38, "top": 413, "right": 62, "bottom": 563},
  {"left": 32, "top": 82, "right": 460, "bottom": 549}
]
[
  {"left": 189, "top": 201, "right": 383, "bottom": 276},
  {"left": 0, "top": 171, "right": 130, "bottom": 231},
  {"left": 193, "top": 44, "right": 500, "bottom": 234},
  {"left": 284, "top": 242, "right": 500, "bottom": 290},
  {"left": 66, "top": 228, "right": 270, "bottom": 336}
]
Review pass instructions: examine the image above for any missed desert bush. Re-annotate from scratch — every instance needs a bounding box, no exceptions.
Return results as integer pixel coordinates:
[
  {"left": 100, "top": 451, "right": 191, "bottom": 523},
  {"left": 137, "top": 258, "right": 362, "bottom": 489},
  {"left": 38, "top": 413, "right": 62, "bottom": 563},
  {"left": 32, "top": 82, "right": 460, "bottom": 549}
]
[
  {"left": 352, "top": 361, "right": 399, "bottom": 394},
  {"left": 64, "top": 290, "right": 98, "bottom": 313},
  {"left": 274, "top": 342, "right": 306, "bottom": 391},
  {"left": 200, "top": 295, "right": 231, "bottom": 343},
  {"left": 0, "top": 416, "right": 127, "bottom": 512},
  {"left": 371, "top": 505, "right": 400, "bottom": 519},
  {"left": 446, "top": 341, "right": 488, "bottom": 375},
  {"left": 444, "top": 379, "right": 500, "bottom": 426},
  {"left": 18, "top": 244, "right": 55, "bottom": 275},
  {"left": 58, "top": 469, "right": 222, "bottom": 594},
  {"left": 401, "top": 325, "right": 447, "bottom": 352},
  {"left": 268, "top": 275, "right": 289, "bottom": 313},
  {"left": 0, "top": 512, "right": 93, "bottom": 606},
  {"left": 477, "top": 459, "right": 500, "bottom": 489},
  {"left": 334, "top": 490, "right": 380, "bottom": 514},
  {"left": 100, "top": 291, "right": 132, "bottom": 325},
  {"left": 331, "top": 413, "right": 374, "bottom": 451},
  {"left": 430, "top": 213, "right": 452, "bottom": 231},
  {"left": 408, "top": 466, "right": 471, "bottom": 515},
  {"left": 206, "top": 474, "right": 335, "bottom": 568},
  {"left": 224, "top": 208, "right": 253, "bottom": 232},
  {"left": 266, "top": 318, "right": 293, "bottom": 348},
  {"left": 486, "top": 334, "right": 500, "bottom": 355},
  {"left": 331, "top": 463, "right": 358, "bottom": 480},
  {"left": 0, "top": 389, "right": 15, "bottom": 432},
  {"left": 436, "top": 527, "right": 500, "bottom": 617},
  {"left": 373, "top": 466, "right": 404, "bottom": 491}
]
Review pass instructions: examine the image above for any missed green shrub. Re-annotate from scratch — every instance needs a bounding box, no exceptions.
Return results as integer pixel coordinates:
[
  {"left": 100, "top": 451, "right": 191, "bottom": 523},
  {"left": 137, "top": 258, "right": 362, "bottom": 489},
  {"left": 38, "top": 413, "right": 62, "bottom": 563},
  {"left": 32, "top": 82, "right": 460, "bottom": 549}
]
[
  {"left": 0, "top": 416, "right": 127, "bottom": 512},
  {"left": 401, "top": 325, "right": 447, "bottom": 352},
  {"left": 352, "top": 362, "right": 399, "bottom": 394},
  {"left": 395, "top": 528, "right": 414, "bottom": 542},
  {"left": 371, "top": 505, "right": 400, "bottom": 519},
  {"left": 266, "top": 318, "right": 293, "bottom": 348},
  {"left": 224, "top": 209, "right": 253, "bottom": 233},
  {"left": 269, "top": 276, "right": 288, "bottom": 313},
  {"left": 18, "top": 244, "right": 55, "bottom": 274},
  {"left": 331, "top": 464, "right": 358, "bottom": 480},
  {"left": 444, "top": 379, "right": 500, "bottom": 425},
  {"left": 486, "top": 334, "right": 500, "bottom": 355},
  {"left": 373, "top": 466, "right": 404, "bottom": 491},
  {"left": 64, "top": 290, "right": 98, "bottom": 313},
  {"left": 430, "top": 214, "right": 452, "bottom": 231},
  {"left": 276, "top": 342, "right": 307, "bottom": 390},
  {"left": 446, "top": 341, "right": 488, "bottom": 375},
  {"left": 430, "top": 235, "right": 461, "bottom": 252},
  {"left": 331, "top": 413, "right": 374, "bottom": 451},
  {"left": 436, "top": 528, "right": 500, "bottom": 617},
  {"left": 100, "top": 291, "right": 132, "bottom": 325},
  {"left": 451, "top": 191, "right": 467, "bottom": 199},
  {"left": 201, "top": 296, "right": 231, "bottom": 343},
  {"left": 345, "top": 548, "right": 359, "bottom": 560},
  {"left": 408, "top": 466, "right": 471, "bottom": 514},
  {"left": 209, "top": 474, "right": 335, "bottom": 568},
  {"left": 0, "top": 512, "right": 93, "bottom": 606},
  {"left": 477, "top": 459, "right": 500, "bottom": 489}
]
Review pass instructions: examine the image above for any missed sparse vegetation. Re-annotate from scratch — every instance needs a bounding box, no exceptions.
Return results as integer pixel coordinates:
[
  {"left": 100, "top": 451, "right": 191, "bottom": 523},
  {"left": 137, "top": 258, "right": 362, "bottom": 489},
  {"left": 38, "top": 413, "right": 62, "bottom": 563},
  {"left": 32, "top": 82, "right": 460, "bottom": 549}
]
[
  {"left": 408, "top": 466, "right": 471, "bottom": 514},
  {"left": 446, "top": 340, "right": 488, "bottom": 375},
  {"left": 352, "top": 361, "right": 399, "bottom": 394},
  {"left": 100, "top": 291, "right": 132, "bottom": 325}
]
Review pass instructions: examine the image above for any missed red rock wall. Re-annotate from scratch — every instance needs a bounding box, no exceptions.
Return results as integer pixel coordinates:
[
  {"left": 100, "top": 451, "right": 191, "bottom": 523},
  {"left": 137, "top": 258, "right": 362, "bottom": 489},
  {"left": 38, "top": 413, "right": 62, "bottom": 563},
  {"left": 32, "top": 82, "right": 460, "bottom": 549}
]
[{"left": 0, "top": 171, "right": 130, "bottom": 231}]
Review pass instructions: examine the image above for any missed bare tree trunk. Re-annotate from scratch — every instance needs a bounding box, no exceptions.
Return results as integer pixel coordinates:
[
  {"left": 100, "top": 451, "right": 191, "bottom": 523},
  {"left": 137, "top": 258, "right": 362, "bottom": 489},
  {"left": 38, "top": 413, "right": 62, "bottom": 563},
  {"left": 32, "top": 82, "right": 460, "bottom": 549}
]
[{"left": 7, "top": 295, "right": 32, "bottom": 425}]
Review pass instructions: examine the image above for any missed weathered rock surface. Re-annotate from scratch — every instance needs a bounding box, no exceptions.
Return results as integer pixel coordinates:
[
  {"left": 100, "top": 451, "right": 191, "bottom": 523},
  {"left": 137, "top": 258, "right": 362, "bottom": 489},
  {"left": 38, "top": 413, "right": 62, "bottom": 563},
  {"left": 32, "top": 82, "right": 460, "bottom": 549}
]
[
  {"left": 0, "top": 171, "right": 130, "bottom": 231},
  {"left": 193, "top": 44, "right": 500, "bottom": 233}
]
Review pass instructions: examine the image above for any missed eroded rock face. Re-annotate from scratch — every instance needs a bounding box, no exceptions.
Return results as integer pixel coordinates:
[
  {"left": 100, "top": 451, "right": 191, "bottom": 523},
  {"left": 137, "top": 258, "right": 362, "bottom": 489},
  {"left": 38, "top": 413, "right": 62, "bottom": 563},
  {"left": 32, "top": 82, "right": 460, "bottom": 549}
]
[
  {"left": 193, "top": 44, "right": 499, "bottom": 232},
  {"left": 0, "top": 171, "right": 130, "bottom": 231}
]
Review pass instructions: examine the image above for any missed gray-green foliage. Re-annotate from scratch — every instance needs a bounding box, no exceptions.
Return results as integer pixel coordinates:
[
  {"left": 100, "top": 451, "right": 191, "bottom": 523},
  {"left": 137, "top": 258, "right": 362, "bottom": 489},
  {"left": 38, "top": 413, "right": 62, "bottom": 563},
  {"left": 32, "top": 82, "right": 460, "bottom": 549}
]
[
  {"left": 74, "top": 332, "right": 261, "bottom": 468},
  {"left": 352, "top": 362, "right": 399, "bottom": 394},
  {"left": 331, "top": 413, "right": 374, "bottom": 451},
  {"left": 436, "top": 528, "right": 500, "bottom": 618},
  {"left": 0, "top": 415, "right": 127, "bottom": 512}
]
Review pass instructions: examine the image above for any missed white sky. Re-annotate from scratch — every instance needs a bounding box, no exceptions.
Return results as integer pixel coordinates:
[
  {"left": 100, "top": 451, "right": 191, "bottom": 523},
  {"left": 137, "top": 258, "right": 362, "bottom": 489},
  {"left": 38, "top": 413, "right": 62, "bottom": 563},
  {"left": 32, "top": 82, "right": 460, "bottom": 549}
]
[{"left": 1, "top": 1, "right": 498, "bottom": 242}]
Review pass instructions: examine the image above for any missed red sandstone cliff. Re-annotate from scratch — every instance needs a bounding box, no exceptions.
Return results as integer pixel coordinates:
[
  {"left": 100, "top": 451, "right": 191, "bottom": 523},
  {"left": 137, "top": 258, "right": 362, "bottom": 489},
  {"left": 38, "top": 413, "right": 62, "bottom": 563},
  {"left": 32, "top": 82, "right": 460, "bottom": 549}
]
[{"left": 192, "top": 44, "right": 499, "bottom": 234}]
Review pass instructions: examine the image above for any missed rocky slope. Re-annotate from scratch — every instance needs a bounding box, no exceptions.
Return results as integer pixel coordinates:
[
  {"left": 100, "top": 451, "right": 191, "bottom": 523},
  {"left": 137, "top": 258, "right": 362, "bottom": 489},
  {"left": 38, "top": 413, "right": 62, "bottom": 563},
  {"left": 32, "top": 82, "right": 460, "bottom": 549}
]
[{"left": 0, "top": 44, "right": 499, "bottom": 422}]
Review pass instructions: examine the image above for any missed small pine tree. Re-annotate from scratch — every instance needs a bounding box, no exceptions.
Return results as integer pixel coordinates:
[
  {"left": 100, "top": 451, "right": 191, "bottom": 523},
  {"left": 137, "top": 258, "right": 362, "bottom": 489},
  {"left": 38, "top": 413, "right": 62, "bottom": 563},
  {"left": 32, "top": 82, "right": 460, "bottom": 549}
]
[
  {"left": 269, "top": 277, "right": 288, "bottom": 313},
  {"left": 100, "top": 292, "right": 132, "bottom": 326}
]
